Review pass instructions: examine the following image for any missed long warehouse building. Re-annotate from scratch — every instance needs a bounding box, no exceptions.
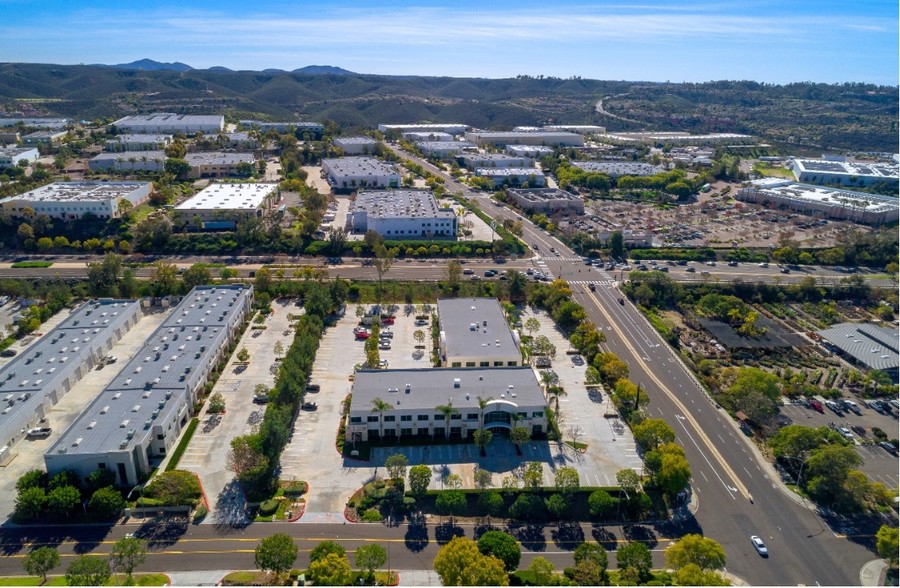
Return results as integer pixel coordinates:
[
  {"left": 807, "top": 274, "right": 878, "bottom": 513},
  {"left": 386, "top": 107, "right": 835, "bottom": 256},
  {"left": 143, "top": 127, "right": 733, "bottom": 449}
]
[{"left": 45, "top": 285, "right": 253, "bottom": 487}]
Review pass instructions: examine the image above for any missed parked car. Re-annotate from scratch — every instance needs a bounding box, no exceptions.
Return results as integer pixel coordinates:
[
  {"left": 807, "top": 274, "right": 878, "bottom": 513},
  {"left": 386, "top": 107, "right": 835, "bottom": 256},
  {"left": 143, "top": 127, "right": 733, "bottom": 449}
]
[
  {"left": 808, "top": 399, "right": 825, "bottom": 413},
  {"left": 380, "top": 331, "right": 394, "bottom": 339},
  {"left": 301, "top": 402, "right": 318, "bottom": 411},
  {"left": 305, "top": 384, "right": 320, "bottom": 394},
  {"left": 879, "top": 441, "right": 898, "bottom": 456},
  {"left": 253, "top": 393, "right": 270, "bottom": 404},
  {"left": 26, "top": 427, "right": 52, "bottom": 438},
  {"left": 414, "top": 319, "right": 428, "bottom": 326},
  {"left": 382, "top": 317, "right": 395, "bottom": 325},
  {"left": 378, "top": 342, "right": 391, "bottom": 350},
  {"left": 750, "top": 535, "right": 768, "bottom": 557},
  {"left": 355, "top": 331, "right": 370, "bottom": 340},
  {"left": 0, "top": 349, "right": 16, "bottom": 357},
  {"left": 843, "top": 400, "right": 862, "bottom": 415}
]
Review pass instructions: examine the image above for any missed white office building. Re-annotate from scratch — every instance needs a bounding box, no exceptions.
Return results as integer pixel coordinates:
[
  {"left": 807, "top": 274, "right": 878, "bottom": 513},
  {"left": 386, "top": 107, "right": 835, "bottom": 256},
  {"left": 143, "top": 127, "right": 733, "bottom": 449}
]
[
  {"left": 458, "top": 153, "right": 532, "bottom": 170},
  {"left": 416, "top": 141, "right": 475, "bottom": 158},
  {"left": 89, "top": 151, "right": 166, "bottom": 173},
  {"left": 403, "top": 131, "right": 454, "bottom": 142},
  {"left": 175, "top": 182, "right": 279, "bottom": 230},
  {"left": 475, "top": 168, "right": 546, "bottom": 187},
  {"left": 0, "top": 147, "right": 39, "bottom": 167},
  {"left": 185, "top": 152, "right": 255, "bottom": 179},
  {"left": 0, "top": 181, "right": 152, "bottom": 220},
  {"left": 438, "top": 298, "right": 522, "bottom": 368},
  {"left": 378, "top": 123, "right": 467, "bottom": 135},
  {"left": 105, "top": 134, "right": 172, "bottom": 152},
  {"left": 791, "top": 159, "right": 899, "bottom": 188},
  {"left": 0, "top": 299, "right": 141, "bottom": 463},
  {"left": 737, "top": 179, "right": 899, "bottom": 226},
  {"left": 0, "top": 118, "right": 68, "bottom": 129},
  {"left": 346, "top": 367, "right": 547, "bottom": 443},
  {"left": 238, "top": 120, "right": 324, "bottom": 134},
  {"left": 465, "top": 131, "right": 584, "bottom": 147},
  {"left": 598, "top": 132, "right": 754, "bottom": 146},
  {"left": 506, "top": 145, "right": 554, "bottom": 158},
  {"left": 22, "top": 130, "right": 67, "bottom": 145},
  {"left": 321, "top": 157, "right": 401, "bottom": 191},
  {"left": 45, "top": 285, "right": 253, "bottom": 487},
  {"left": 334, "top": 136, "right": 379, "bottom": 155},
  {"left": 572, "top": 161, "right": 664, "bottom": 178},
  {"left": 349, "top": 189, "right": 456, "bottom": 238},
  {"left": 507, "top": 188, "right": 584, "bottom": 214},
  {"left": 113, "top": 113, "right": 224, "bottom": 134}
]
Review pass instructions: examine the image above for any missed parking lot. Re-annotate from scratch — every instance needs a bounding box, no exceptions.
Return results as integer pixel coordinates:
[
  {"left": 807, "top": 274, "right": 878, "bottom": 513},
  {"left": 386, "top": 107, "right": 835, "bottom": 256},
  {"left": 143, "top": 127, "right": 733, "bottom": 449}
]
[
  {"left": 0, "top": 305, "right": 170, "bottom": 521},
  {"left": 779, "top": 401, "right": 899, "bottom": 488}
]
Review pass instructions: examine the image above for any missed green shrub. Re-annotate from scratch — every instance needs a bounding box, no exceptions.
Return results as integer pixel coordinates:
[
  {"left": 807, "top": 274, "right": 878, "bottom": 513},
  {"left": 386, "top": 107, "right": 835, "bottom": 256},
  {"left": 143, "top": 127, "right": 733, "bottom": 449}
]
[
  {"left": 361, "top": 509, "right": 383, "bottom": 522},
  {"left": 259, "top": 499, "right": 279, "bottom": 516},
  {"left": 284, "top": 481, "right": 308, "bottom": 496},
  {"left": 166, "top": 418, "right": 199, "bottom": 471},
  {"left": 193, "top": 504, "right": 208, "bottom": 520}
]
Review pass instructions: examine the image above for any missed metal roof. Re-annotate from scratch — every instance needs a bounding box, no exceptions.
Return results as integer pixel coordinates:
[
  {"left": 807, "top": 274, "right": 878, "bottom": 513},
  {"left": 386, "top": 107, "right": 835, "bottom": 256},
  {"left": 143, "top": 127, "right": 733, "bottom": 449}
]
[
  {"left": 350, "top": 367, "right": 545, "bottom": 412},
  {"left": 817, "top": 323, "right": 899, "bottom": 372},
  {"left": 0, "top": 181, "right": 150, "bottom": 204},
  {"left": 437, "top": 298, "right": 520, "bottom": 361},
  {"left": 176, "top": 182, "right": 277, "bottom": 212}
]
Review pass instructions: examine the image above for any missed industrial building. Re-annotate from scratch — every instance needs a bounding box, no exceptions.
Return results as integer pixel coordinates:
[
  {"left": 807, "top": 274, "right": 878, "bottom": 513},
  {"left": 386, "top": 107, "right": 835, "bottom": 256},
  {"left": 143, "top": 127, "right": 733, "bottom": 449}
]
[
  {"left": 597, "top": 132, "right": 754, "bottom": 146},
  {"left": 506, "top": 188, "right": 584, "bottom": 214},
  {"left": 817, "top": 323, "right": 898, "bottom": 381},
  {"left": 238, "top": 120, "right": 324, "bottom": 135},
  {"left": 458, "top": 153, "right": 532, "bottom": 170},
  {"left": 416, "top": 141, "right": 475, "bottom": 158},
  {"left": 175, "top": 183, "right": 279, "bottom": 230},
  {"left": 506, "top": 145, "right": 554, "bottom": 158},
  {"left": 0, "top": 181, "right": 152, "bottom": 220},
  {"left": 0, "top": 147, "right": 39, "bottom": 167},
  {"left": 45, "top": 285, "right": 254, "bottom": 487},
  {"left": 113, "top": 113, "right": 224, "bottom": 134},
  {"left": 334, "top": 136, "right": 379, "bottom": 155},
  {"left": 223, "top": 132, "right": 260, "bottom": 150},
  {"left": 597, "top": 229, "right": 653, "bottom": 248},
  {"left": 571, "top": 161, "right": 664, "bottom": 178},
  {"left": 105, "top": 134, "right": 172, "bottom": 152},
  {"left": 321, "top": 157, "right": 401, "bottom": 191},
  {"left": 475, "top": 168, "right": 546, "bottom": 187},
  {"left": 346, "top": 367, "right": 547, "bottom": 443},
  {"left": 465, "top": 130, "right": 584, "bottom": 147},
  {"left": 0, "top": 299, "right": 142, "bottom": 464},
  {"left": 438, "top": 298, "right": 521, "bottom": 368},
  {"left": 349, "top": 189, "right": 456, "bottom": 238},
  {"left": 403, "top": 131, "right": 454, "bottom": 142},
  {"left": 736, "top": 179, "right": 899, "bottom": 225},
  {"left": 88, "top": 151, "right": 165, "bottom": 173},
  {"left": 0, "top": 118, "right": 68, "bottom": 129},
  {"left": 791, "top": 159, "right": 899, "bottom": 188},
  {"left": 378, "top": 123, "right": 467, "bottom": 135},
  {"left": 22, "top": 130, "right": 67, "bottom": 146},
  {"left": 185, "top": 152, "right": 255, "bottom": 179}
]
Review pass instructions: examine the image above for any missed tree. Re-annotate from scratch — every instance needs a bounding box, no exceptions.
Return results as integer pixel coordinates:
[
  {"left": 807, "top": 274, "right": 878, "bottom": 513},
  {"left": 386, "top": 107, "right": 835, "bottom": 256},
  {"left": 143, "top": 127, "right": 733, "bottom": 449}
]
[
  {"left": 15, "top": 487, "right": 47, "bottom": 521},
  {"left": 433, "top": 536, "right": 509, "bottom": 586},
  {"left": 446, "top": 259, "right": 462, "bottom": 289},
  {"left": 554, "top": 466, "right": 580, "bottom": 497},
  {"left": 163, "top": 157, "right": 191, "bottom": 179},
  {"left": 527, "top": 557, "right": 556, "bottom": 586},
  {"left": 408, "top": 464, "right": 431, "bottom": 497},
  {"left": 47, "top": 485, "right": 80, "bottom": 519},
  {"left": 413, "top": 329, "right": 426, "bottom": 347},
  {"left": 110, "top": 536, "right": 147, "bottom": 582},
  {"left": 573, "top": 542, "right": 609, "bottom": 585},
  {"left": 474, "top": 468, "right": 493, "bottom": 493},
  {"left": 17, "top": 222, "right": 34, "bottom": 242},
  {"left": 545, "top": 493, "right": 568, "bottom": 519},
  {"left": 436, "top": 490, "right": 467, "bottom": 523},
  {"left": 616, "top": 541, "right": 652, "bottom": 583},
  {"left": 479, "top": 491, "right": 504, "bottom": 524},
  {"left": 674, "top": 563, "right": 730, "bottom": 586},
  {"left": 473, "top": 428, "right": 493, "bottom": 456},
  {"left": 227, "top": 435, "right": 268, "bottom": 480},
  {"left": 435, "top": 402, "right": 459, "bottom": 439},
  {"left": 665, "top": 534, "right": 726, "bottom": 571},
  {"left": 23, "top": 546, "right": 60, "bottom": 583},
  {"left": 308, "top": 552, "right": 353, "bottom": 586},
  {"left": 371, "top": 397, "right": 392, "bottom": 439},
  {"left": 524, "top": 317, "right": 541, "bottom": 337},
  {"left": 588, "top": 489, "right": 618, "bottom": 518},
  {"left": 65, "top": 555, "right": 110, "bottom": 586},
  {"left": 523, "top": 461, "right": 543, "bottom": 491},
  {"left": 254, "top": 533, "right": 299, "bottom": 577},
  {"left": 609, "top": 230, "right": 625, "bottom": 259},
  {"left": 208, "top": 392, "right": 226, "bottom": 413},
  {"left": 16, "top": 469, "right": 49, "bottom": 493},
  {"left": 632, "top": 418, "right": 676, "bottom": 452},
  {"left": 181, "top": 264, "right": 213, "bottom": 289},
  {"left": 876, "top": 525, "right": 899, "bottom": 567},
  {"left": 88, "top": 486, "right": 125, "bottom": 519},
  {"left": 236, "top": 347, "right": 250, "bottom": 363},
  {"left": 355, "top": 543, "right": 387, "bottom": 580},
  {"left": 477, "top": 530, "right": 521, "bottom": 572},
  {"left": 310, "top": 540, "right": 346, "bottom": 564},
  {"left": 510, "top": 426, "right": 531, "bottom": 451},
  {"left": 616, "top": 468, "right": 642, "bottom": 495},
  {"left": 546, "top": 385, "right": 567, "bottom": 411},
  {"left": 384, "top": 453, "right": 408, "bottom": 480},
  {"left": 150, "top": 260, "right": 179, "bottom": 296},
  {"left": 373, "top": 243, "right": 395, "bottom": 302}
]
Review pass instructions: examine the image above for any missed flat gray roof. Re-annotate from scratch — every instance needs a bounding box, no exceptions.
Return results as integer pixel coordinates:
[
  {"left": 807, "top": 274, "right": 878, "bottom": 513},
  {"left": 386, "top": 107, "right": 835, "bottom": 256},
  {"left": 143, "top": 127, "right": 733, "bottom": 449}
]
[
  {"left": 507, "top": 188, "right": 581, "bottom": 202},
  {"left": 91, "top": 151, "right": 165, "bottom": 162},
  {"left": 354, "top": 189, "right": 455, "bottom": 220},
  {"left": 322, "top": 156, "right": 399, "bottom": 177},
  {"left": 48, "top": 285, "right": 252, "bottom": 457},
  {"left": 186, "top": 152, "right": 255, "bottom": 165},
  {"left": 817, "top": 323, "right": 899, "bottom": 372},
  {"left": 107, "top": 134, "right": 172, "bottom": 143},
  {"left": 0, "top": 181, "right": 151, "bottom": 204},
  {"left": 335, "top": 137, "right": 378, "bottom": 145},
  {"left": 351, "top": 367, "right": 545, "bottom": 412},
  {"left": 438, "top": 298, "right": 519, "bottom": 360},
  {"left": 176, "top": 182, "right": 277, "bottom": 212},
  {"left": 572, "top": 161, "right": 663, "bottom": 177}
]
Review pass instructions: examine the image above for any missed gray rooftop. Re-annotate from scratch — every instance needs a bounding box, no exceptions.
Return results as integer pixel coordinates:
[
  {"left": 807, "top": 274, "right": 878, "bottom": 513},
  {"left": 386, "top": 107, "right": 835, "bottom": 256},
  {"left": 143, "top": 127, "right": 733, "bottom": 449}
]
[
  {"left": 0, "top": 299, "right": 140, "bottom": 447},
  {"left": 507, "top": 188, "right": 581, "bottom": 203},
  {"left": 113, "top": 113, "right": 224, "bottom": 130},
  {"left": 107, "top": 134, "right": 172, "bottom": 143},
  {"left": 91, "top": 151, "right": 165, "bottom": 162},
  {"left": 438, "top": 298, "right": 520, "bottom": 360},
  {"left": 322, "top": 156, "right": 399, "bottom": 177},
  {"left": 353, "top": 189, "right": 455, "bottom": 220},
  {"left": 0, "top": 118, "right": 68, "bottom": 129},
  {"left": 186, "top": 152, "right": 255, "bottom": 165},
  {"left": 572, "top": 161, "right": 664, "bottom": 177},
  {"left": 794, "top": 159, "right": 899, "bottom": 179},
  {"left": 335, "top": 137, "right": 378, "bottom": 146},
  {"left": 351, "top": 367, "right": 545, "bottom": 412},
  {"left": 48, "top": 285, "right": 252, "bottom": 457},
  {"left": 0, "top": 181, "right": 151, "bottom": 204},
  {"left": 817, "top": 323, "right": 899, "bottom": 372}
]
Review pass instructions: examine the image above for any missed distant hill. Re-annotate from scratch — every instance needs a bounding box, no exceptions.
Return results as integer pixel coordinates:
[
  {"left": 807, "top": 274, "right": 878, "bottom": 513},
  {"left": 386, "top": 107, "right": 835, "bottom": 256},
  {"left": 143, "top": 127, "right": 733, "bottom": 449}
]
[
  {"left": 91, "top": 58, "right": 193, "bottom": 72},
  {"left": 207, "top": 66, "right": 234, "bottom": 73},
  {"left": 292, "top": 65, "right": 356, "bottom": 76},
  {"left": 0, "top": 62, "right": 895, "bottom": 152}
]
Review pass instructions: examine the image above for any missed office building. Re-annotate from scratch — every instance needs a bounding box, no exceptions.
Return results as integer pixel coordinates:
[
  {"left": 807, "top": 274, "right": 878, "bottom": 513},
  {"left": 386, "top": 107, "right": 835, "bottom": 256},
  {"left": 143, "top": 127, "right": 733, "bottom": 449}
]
[
  {"left": 598, "top": 132, "right": 754, "bottom": 146},
  {"left": 0, "top": 181, "right": 151, "bottom": 220},
  {"left": 0, "top": 147, "right": 39, "bottom": 167},
  {"left": 223, "top": 132, "right": 260, "bottom": 150},
  {"left": 437, "top": 298, "right": 521, "bottom": 368},
  {"left": 185, "top": 152, "right": 255, "bottom": 179},
  {"left": 465, "top": 131, "right": 583, "bottom": 147},
  {"left": 458, "top": 153, "right": 532, "bottom": 170},
  {"left": 113, "top": 113, "right": 224, "bottom": 134},
  {"left": 571, "top": 161, "right": 664, "bottom": 178},
  {"left": 0, "top": 299, "right": 142, "bottom": 461},
  {"left": 507, "top": 188, "right": 584, "bottom": 214},
  {"left": 416, "top": 141, "right": 475, "bottom": 158},
  {"left": 0, "top": 118, "right": 68, "bottom": 130},
  {"left": 349, "top": 189, "right": 456, "bottom": 238},
  {"left": 88, "top": 151, "right": 165, "bottom": 173},
  {"left": 22, "top": 130, "right": 67, "bottom": 146},
  {"left": 346, "top": 367, "right": 547, "bottom": 443},
  {"left": 791, "top": 159, "right": 899, "bottom": 188},
  {"left": 321, "top": 157, "right": 400, "bottom": 191},
  {"left": 506, "top": 145, "right": 554, "bottom": 158},
  {"left": 403, "top": 131, "right": 454, "bottom": 142},
  {"left": 45, "top": 285, "right": 253, "bottom": 487},
  {"left": 238, "top": 120, "right": 324, "bottom": 135},
  {"left": 175, "top": 183, "right": 279, "bottom": 230},
  {"left": 378, "top": 123, "right": 467, "bottom": 135},
  {"left": 334, "top": 136, "right": 379, "bottom": 155},
  {"left": 737, "top": 179, "right": 899, "bottom": 225},
  {"left": 105, "top": 134, "right": 172, "bottom": 152},
  {"left": 817, "top": 323, "right": 898, "bottom": 380},
  {"left": 475, "top": 168, "right": 546, "bottom": 187}
]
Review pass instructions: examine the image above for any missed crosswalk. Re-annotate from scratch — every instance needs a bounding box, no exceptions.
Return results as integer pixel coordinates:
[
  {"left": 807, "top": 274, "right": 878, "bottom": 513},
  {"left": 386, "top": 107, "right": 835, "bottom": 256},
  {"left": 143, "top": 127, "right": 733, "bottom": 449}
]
[
  {"left": 567, "top": 279, "right": 617, "bottom": 286},
  {"left": 538, "top": 255, "right": 584, "bottom": 262}
]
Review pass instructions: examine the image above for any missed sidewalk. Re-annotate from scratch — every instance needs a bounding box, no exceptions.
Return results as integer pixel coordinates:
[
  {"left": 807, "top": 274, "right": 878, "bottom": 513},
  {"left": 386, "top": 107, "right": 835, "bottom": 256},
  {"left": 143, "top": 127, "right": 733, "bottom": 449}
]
[
  {"left": 166, "top": 570, "right": 229, "bottom": 586},
  {"left": 859, "top": 559, "right": 888, "bottom": 586}
]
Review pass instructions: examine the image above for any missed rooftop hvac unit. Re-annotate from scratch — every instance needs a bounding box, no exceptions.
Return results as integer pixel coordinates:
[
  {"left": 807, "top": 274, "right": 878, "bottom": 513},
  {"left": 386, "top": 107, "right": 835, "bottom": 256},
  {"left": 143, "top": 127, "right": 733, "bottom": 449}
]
[
  {"left": 120, "top": 419, "right": 130, "bottom": 428},
  {"left": 126, "top": 428, "right": 135, "bottom": 439},
  {"left": 87, "top": 421, "right": 96, "bottom": 429},
  {"left": 144, "top": 419, "right": 152, "bottom": 429},
  {"left": 73, "top": 437, "right": 82, "bottom": 447},
  {"left": 100, "top": 405, "right": 109, "bottom": 414},
  {"left": 119, "top": 440, "right": 128, "bottom": 449}
]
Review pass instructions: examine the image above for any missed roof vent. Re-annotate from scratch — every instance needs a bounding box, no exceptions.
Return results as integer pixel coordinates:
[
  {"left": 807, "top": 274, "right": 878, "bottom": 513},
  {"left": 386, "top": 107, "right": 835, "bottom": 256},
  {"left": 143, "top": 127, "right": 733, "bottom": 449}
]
[
  {"left": 119, "top": 440, "right": 128, "bottom": 449},
  {"left": 87, "top": 421, "right": 97, "bottom": 429},
  {"left": 120, "top": 419, "right": 130, "bottom": 428},
  {"left": 73, "top": 437, "right": 83, "bottom": 447},
  {"left": 126, "top": 428, "right": 135, "bottom": 439},
  {"left": 100, "top": 405, "right": 109, "bottom": 414}
]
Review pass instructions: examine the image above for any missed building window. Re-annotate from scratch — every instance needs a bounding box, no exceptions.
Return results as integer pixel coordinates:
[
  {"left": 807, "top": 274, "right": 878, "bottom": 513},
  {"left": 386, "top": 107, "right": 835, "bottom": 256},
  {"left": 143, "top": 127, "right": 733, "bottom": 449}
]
[
  {"left": 451, "top": 362, "right": 461, "bottom": 368},
  {"left": 450, "top": 427, "right": 461, "bottom": 435},
  {"left": 367, "top": 416, "right": 379, "bottom": 423},
  {"left": 418, "top": 427, "right": 429, "bottom": 436},
  {"left": 384, "top": 415, "right": 396, "bottom": 422},
  {"left": 157, "top": 434, "right": 164, "bottom": 440},
  {"left": 401, "top": 415, "right": 412, "bottom": 422},
  {"left": 466, "top": 362, "right": 476, "bottom": 367},
  {"left": 350, "top": 417, "right": 362, "bottom": 423},
  {"left": 433, "top": 427, "right": 445, "bottom": 436},
  {"left": 480, "top": 361, "right": 489, "bottom": 367},
  {"left": 507, "top": 361, "right": 517, "bottom": 366},
  {"left": 417, "top": 414, "right": 429, "bottom": 421},
  {"left": 451, "top": 414, "right": 461, "bottom": 420},
  {"left": 532, "top": 411, "right": 544, "bottom": 418},
  {"left": 493, "top": 361, "right": 503, "bottom": 367},
  {"left": 466, "top": 413, "right": 478, "bottom": 420},
  {"left": 401, "top": 428, "right": 412, "bottom": 436},
  {"left": 434, "top": 414, "right": 445, "bottom": 421},
  {"left": 532, "top": 424, "right": 543, "bottom": 435}
]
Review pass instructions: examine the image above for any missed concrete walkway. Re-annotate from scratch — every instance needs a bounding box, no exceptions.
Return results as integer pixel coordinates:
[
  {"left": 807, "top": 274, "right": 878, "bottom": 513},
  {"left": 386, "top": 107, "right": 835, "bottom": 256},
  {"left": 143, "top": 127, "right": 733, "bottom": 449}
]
[
  {"left": 397, "top": 569, "right": 442, "bottom": 586},
  {"left": 860, "top": 559, "right": 888, "bottom": 586},
  {"left": 165, "top": 569, "right": 229, "bottom": 586}
]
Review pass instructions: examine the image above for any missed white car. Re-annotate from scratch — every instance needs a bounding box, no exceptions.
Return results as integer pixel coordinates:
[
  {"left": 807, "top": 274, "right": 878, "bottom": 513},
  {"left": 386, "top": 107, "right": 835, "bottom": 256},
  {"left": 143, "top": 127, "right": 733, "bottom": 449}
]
[{"left": 750, "top": 535, "right": 768, "bottom": 557}]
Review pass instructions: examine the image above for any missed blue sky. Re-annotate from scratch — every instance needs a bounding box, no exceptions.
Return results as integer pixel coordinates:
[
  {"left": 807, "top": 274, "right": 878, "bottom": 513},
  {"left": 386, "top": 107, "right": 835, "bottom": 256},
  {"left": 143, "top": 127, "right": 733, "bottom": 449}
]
[{"left": 0, "top": 0, "right": 896, "bottom": 85}]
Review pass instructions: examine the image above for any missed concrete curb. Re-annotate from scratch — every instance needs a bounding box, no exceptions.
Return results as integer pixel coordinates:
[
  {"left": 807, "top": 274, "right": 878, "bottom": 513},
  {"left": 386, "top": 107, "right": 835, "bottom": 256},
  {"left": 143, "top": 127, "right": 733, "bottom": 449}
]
[{"left": 859, "top": 559, "right": 888, "bottom": 586}]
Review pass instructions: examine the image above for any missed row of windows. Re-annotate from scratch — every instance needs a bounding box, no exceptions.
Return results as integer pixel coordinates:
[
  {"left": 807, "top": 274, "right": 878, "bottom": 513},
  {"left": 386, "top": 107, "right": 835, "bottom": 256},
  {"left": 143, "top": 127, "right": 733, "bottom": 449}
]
[
  {"left": 352, "top": 411, "right": 543, "bottom": 424},
  {"left": 451, "top": 360, "right": 518, "bottom": 367},
  {"left": 368, "top": 424, "right": 544, "bottom": 437}
]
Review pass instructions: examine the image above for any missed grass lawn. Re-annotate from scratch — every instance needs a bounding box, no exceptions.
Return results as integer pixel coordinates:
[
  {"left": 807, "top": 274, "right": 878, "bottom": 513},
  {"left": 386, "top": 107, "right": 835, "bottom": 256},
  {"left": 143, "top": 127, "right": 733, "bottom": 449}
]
[
  {"left": 753, "top": 163, "right": 795, "bottom": 179},
  {"left": 0, "top": 573, "right": 169, "bottom": 586},
  {"left": 221, "top": 571, "right": 269, "bottom": 586},
  {"left": 129, "top": 204, "right": 157, "bottom": 224},
  {"left": 11, "top": 261, "right": 53, "bottom": 268}
]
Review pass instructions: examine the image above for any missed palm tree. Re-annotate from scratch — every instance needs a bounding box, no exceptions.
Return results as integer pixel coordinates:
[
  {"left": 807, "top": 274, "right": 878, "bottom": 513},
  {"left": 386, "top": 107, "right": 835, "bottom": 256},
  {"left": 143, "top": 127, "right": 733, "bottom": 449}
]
[
  {"left": 435, "top": 402, "right": 459, "bottom": 440},
  {"left": 547, "top": 385, "right": 567, "bottom": 411},
  {"left": 476, "top": 395, "right": 493, "bottom": 430},
  {"left": 371, "top": 397, "right": 392, "bottom": 440}
]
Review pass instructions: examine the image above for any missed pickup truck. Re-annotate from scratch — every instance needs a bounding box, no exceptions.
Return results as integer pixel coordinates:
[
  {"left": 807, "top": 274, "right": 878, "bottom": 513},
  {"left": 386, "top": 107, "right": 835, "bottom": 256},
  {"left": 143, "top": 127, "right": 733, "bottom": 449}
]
[{"left": 26, "top": 427, "right": 52, "bottom": 438}]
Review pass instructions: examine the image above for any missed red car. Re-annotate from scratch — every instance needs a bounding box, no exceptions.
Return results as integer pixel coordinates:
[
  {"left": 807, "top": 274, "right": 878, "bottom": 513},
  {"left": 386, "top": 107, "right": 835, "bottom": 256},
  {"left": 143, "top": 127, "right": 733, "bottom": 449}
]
[
  {"left": 382, "top": 317, "right": 395, "bottom": 325},
  {"left": 808, "top": 399, "right": 824, "bottom": 413},
  {"left": 355, "top": 331, "right": 370, "bottom": 340}
]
